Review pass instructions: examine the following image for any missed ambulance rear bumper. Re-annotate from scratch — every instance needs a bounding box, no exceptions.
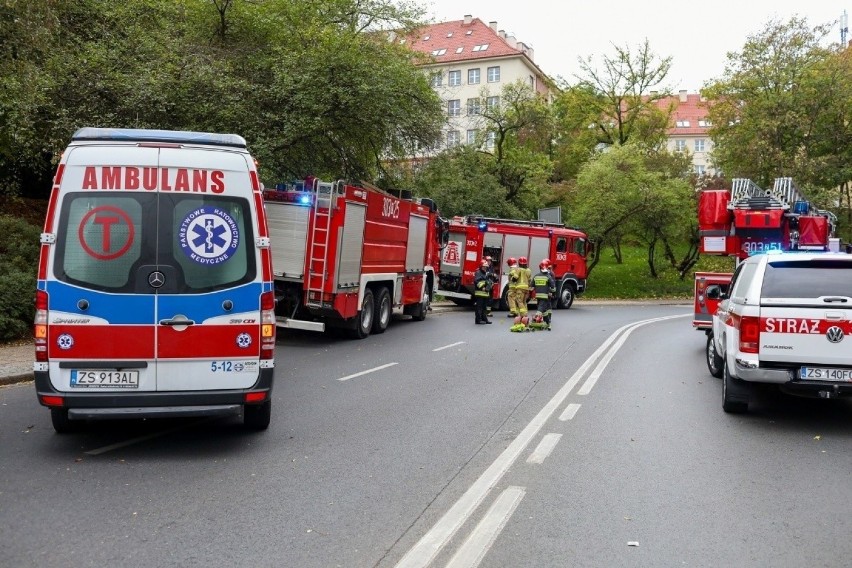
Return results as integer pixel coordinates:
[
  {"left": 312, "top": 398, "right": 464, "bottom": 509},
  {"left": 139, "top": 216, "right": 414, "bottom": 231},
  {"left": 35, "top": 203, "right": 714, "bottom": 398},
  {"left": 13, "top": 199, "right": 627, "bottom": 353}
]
[{"left": 34, "top": 368, "right": 274, "bottom": 421}]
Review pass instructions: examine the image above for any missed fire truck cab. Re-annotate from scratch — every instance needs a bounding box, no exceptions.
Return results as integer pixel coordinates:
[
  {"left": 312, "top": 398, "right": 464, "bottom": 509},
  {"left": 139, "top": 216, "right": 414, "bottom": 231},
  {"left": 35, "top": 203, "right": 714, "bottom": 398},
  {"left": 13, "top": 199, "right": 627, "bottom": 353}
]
[{"left": 438, "top": 216, "right": 589, "bottom": 309}]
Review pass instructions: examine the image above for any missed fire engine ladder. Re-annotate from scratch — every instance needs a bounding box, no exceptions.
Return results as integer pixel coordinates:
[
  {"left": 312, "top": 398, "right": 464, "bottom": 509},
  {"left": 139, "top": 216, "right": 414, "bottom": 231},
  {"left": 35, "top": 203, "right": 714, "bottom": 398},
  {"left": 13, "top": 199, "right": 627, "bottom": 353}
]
[
  {"left": 729, "top": 178, "right": 787, "bottom": 210},
  {"left": 770, "top": 177, "right": 805, "bottom": 209},
  {"left": 305, "top": 180, "right": 337, "bottom": 309}
]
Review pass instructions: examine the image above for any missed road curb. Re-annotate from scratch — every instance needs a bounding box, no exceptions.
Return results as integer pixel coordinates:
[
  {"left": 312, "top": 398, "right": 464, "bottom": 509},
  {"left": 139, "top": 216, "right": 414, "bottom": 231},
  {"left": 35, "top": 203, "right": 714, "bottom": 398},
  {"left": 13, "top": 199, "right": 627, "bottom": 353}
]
[{"left": 0, "top": 373, "right": 33, "bottom": 387}]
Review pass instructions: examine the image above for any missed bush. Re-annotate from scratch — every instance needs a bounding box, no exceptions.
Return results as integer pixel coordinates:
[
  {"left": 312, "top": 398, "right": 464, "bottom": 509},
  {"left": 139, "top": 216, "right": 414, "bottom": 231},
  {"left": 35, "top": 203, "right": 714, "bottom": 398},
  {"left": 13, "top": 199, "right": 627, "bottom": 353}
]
[{"left": 0, "top": 216, "right": 40, "bottom": 341}]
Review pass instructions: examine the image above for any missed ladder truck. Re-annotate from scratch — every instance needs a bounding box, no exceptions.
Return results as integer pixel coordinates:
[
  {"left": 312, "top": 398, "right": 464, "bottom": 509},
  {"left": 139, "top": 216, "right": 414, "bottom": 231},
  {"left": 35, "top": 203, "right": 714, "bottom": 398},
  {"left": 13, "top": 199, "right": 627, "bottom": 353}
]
[
  {"left": 693, "top": 177, "right": 838, "bottom": 330},
  {"left": 263, "top": 178, "right": 446, "bottom": 339}
]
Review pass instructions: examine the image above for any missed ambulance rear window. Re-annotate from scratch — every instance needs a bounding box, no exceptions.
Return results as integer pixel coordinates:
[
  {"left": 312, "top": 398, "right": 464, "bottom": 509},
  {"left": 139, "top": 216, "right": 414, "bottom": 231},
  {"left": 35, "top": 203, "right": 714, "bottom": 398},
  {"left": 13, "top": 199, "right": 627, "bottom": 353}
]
[{"left": 762, "top": 260, "right": 852, "bottom": 299}]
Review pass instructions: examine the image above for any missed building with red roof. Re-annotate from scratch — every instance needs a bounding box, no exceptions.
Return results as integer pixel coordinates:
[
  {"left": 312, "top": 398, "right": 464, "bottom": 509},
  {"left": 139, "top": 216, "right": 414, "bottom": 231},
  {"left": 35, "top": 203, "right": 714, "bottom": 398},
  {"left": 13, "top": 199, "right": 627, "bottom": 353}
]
[
  {"left": 399, "top": 15, "right": 554, "bottom": 153},
  {"left": 652, "top": 91, "right": 717, "bottom": 177}
]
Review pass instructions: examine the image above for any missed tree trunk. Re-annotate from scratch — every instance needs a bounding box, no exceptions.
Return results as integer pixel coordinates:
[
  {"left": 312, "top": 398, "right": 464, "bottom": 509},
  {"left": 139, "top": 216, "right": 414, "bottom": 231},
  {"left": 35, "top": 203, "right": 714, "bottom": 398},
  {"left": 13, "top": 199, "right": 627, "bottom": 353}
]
[
  {"left": 611, "top": 238, "right": 623, "bottom": 264},
  {"left": 647, "top": 236, "right": 658, "bottom": 279}
]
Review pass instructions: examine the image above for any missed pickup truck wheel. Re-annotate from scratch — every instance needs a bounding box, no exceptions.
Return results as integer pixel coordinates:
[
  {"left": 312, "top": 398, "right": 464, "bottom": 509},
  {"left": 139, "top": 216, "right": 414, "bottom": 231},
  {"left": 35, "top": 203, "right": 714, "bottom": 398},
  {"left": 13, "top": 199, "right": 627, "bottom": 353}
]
[
  {"left": 349, "top": 288, "right": 374, "bottom": 339},
  {"left": 372, "top": 287, "right": 391, "bottom": 334},
  {"left": 706, "top": 333, "right": 724, "bottom": 378},
  {"left": 723, "top": 361, "right": 749, "bottom": 413},
  {"left": 243, "top": 400, "right": 271, "bottom": 431},
  {"left": 557, "top": 283, "right": 575, "bottom": 309}
]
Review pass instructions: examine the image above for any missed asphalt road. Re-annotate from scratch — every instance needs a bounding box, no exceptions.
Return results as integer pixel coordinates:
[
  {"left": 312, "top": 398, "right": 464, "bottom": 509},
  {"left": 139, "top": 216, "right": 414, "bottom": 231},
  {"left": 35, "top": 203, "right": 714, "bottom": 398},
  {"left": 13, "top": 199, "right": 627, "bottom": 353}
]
[{"left": 1, "top": 304, "right": 851, "bottom": 568}]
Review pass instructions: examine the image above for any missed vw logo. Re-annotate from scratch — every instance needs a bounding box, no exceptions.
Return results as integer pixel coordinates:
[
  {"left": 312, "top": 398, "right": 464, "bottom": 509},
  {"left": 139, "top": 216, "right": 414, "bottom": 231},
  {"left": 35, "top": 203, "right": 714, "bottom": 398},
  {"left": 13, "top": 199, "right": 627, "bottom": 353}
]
[
  {"left": 826, "top": 326, "right": 844, "bottom": 343},
  {"left": 148, "top": 271, "right": 166, "bottom": 288}
]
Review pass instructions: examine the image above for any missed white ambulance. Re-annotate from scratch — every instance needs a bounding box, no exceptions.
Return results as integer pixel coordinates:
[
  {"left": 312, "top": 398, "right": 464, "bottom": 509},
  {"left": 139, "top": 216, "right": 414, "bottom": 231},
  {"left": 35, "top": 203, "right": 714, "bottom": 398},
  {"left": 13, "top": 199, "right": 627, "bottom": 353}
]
[{"left": 33, "top": 128, "right": 276, "bottom": 432}]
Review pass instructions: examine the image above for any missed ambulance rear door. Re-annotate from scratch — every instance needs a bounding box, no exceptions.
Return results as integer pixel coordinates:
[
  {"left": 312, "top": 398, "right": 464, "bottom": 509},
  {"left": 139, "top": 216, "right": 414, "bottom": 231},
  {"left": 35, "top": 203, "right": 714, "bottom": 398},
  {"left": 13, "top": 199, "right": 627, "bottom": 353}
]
[{"left": 154, "top": 147, "right": 263, "bottom": 391}]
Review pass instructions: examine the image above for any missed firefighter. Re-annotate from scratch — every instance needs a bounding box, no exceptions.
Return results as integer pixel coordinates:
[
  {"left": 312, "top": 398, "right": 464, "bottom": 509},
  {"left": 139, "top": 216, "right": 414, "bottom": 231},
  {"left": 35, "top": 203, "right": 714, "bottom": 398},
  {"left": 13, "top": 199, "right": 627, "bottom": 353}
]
[
  {"left": 517, "top": 256, "right": 532, "bottom": 318},
  {"left": 532, "top": 258, "right": 556, "bottom": 330},
  {"left": 484, "top": 255, "right": 497, "bottom": 318},
  {"left": 506, "top": 257, "right": 521, "bottom": 317},
  {"left": 474, "top": 259, "right": 493, "bottom": 324}
]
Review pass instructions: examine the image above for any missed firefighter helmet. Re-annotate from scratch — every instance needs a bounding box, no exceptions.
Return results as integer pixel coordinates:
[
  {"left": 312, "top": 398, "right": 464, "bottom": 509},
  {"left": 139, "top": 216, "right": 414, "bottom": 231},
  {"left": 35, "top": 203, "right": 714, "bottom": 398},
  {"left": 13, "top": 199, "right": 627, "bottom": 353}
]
[
  {"left": 540, "top": 258, "right": 552, "bottom": 270},
  {"left": 507, "top": 257, "right": 517, "bottom": 266},
  {"left": 519, "top": 256, "right": 528, "bottom": 267},
  {"left": 480, "top": 259, "right": 489, "bottom": 267},
  {"left": 484, "top": 256, "right": 493, "bottom": 263}
]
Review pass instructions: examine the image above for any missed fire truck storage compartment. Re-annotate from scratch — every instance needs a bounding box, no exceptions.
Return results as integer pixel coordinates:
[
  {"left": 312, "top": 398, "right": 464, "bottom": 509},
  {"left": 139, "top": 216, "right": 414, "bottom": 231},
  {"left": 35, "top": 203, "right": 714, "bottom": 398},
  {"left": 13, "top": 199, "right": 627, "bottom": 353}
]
[
  {"left": 337, "top": 202, "right": 366, "bottom": 289},
  {"left": 441, "top": 231, "right": 468, "bottom": 275},
  {"left": 698, "top": 190, "right": 731, "bottom": 227},
  {"left": 266, "top": 201, "right": 309, "bottom": 280},
  {"left": 503, "top": 234, "right": 530, "bottom": 263},
  {"left": 798, "top": 216, "right": 829, "bottom": 248},
  {"left": 406, "top": 215, "right": 428, "bottom": 271},
  {"left": 733, "top": 209, "right": 783, "bottom": 229},
  {"left": 530, "top": 237, "right": 549, "bottom": 267},
  {"left": 484, "top": 232, "right": 503, "bottom": 263}
]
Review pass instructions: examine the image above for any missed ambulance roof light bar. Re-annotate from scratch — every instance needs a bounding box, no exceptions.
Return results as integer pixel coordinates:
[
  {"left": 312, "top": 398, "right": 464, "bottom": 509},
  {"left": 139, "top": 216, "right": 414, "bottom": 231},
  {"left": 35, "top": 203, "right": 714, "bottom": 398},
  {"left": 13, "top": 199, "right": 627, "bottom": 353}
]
[{"left": 71, "top": 128, "right": 247, "bottom": 149}]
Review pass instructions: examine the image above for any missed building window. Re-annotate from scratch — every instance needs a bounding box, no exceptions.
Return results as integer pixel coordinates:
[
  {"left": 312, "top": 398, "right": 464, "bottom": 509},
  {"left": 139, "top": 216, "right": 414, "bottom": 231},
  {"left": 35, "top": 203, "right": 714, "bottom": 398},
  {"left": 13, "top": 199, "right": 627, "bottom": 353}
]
[
  {"left": 675, "top": 139, "right": 686, "bottom": 152},
  {"left": 430, "top": 72, "right": 442, "bottom": 87},
  {"left": 431, "top": 48, "right": 447, "bottom": 56},
  {"left": 448, "top": 99, "right": 460, "bottom": 117},
  {"left": 698, "top": 119, "right": 710, "bottom": 127},
  {"left": 455, "top": 47, "right": 463, "bottom": 53},
  {"left": 487, "top": 66, "right": 500, "bottom": 83},
  {"left": 694, "top": 164, "right": 706, "bottom": 176},
  {"left": 472, "top": 44, "right": 490, "bottom": 52},
  {"left": 486, "top": 96, "right": 500, "bottom": 110},
  {"left": 529, "top": 75, "right": 534, "bottom": 88},
  {"left": 447, "top": 130, "right": 460, "bottom": 147},
  {"left": 694, "top": 139, "right": 705, "bottom": 152},
  {"left": 468, "top": 68, "right": 480, "bottom": 84},
  {"left": 466, "top": 98, "right": 481, "bottom": 115},
  {"left": 485, "top": 131, "right": 496, "bottom": 149},
  {"left": 675, "top": 120, "right": 691, "bottom": 127},
  {"left": 467, "top": 129, "right": 478, "bottom": 145},
  {"left": 448, "top": 70, "right": 461, "bottom": 86}
]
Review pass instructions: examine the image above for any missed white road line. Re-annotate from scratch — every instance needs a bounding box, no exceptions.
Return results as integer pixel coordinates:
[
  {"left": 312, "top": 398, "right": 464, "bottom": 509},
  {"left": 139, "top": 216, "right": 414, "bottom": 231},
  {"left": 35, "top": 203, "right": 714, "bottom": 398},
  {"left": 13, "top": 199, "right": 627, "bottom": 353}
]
[
  {"left": 526, "top": 433, "right": 562, "bottom": 464},
  {"left": 558, "top": 403, "right": 581, "bottom": 421},
  {"left": 443, "top": 486, "right": 526, "bottom": 568},
  {"left": 337, "top": 362, "right": 398, "bottom": 382},
  {"left": 84, "top": 419, "right": 215, "bottom": 455},
  {"left": 577, "top": 313, "right": 688, "bottom": 396},
  {"left": 394, "top": 312, "right": 689, "bottom": 568},
  {"left": 433, "top": 342, "right": 466, "bottom": 352}
]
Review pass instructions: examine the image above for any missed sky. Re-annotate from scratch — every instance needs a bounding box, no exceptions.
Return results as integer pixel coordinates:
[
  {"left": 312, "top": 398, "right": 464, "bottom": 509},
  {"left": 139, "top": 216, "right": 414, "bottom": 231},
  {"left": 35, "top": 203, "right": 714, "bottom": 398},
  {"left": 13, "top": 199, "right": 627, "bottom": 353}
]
[{"left": 423, "top": 0, "right": 848, "bottom": 92}]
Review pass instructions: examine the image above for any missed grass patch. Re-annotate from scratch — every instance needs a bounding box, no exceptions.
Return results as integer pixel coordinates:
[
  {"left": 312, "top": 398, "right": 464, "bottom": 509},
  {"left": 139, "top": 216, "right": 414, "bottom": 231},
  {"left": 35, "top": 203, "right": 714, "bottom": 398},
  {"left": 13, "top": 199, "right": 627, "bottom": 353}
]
[{"left": 583, "top": 245, "right": 736, "bottom": 300}]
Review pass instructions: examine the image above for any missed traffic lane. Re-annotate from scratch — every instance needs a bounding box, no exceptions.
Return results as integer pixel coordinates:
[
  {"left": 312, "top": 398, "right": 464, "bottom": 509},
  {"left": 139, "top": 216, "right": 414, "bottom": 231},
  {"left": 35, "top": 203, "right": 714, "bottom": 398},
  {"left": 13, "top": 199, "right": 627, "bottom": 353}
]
[
  {"left": 0, "top": 306, "right": 686, "bottom": 568},
  {"left": 476, "top": 315, "right": 852, "bottom": 567}
]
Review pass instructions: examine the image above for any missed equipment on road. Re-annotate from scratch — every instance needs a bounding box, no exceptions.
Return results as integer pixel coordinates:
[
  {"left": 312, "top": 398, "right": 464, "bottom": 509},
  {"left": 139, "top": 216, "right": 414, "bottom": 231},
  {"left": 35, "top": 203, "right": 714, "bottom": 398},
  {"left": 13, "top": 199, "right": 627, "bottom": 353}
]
[{"left": 264, "top": 178, "right": 447, "bottom": 339}]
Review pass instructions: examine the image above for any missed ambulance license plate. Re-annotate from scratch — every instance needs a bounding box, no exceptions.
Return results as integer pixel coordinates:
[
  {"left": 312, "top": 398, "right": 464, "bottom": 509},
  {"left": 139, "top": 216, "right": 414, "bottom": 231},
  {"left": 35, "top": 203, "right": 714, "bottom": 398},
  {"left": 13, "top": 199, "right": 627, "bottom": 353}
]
[
  {"left": 799, "top": 367, "right": 852, "bottom": 382},
  {"left": 70, "top": 370, "right": 139, "bottom": 388}
]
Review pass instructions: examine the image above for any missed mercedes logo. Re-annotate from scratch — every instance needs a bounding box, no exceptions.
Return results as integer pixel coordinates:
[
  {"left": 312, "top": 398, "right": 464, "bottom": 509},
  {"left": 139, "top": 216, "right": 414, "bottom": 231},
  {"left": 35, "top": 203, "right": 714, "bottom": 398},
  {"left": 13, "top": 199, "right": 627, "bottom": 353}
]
[
  {"left": 148, "top": 271, "right": 166, "bottom": 288},
  {"left": 826, "top": 326, "right": 844, "bottom": 344}
]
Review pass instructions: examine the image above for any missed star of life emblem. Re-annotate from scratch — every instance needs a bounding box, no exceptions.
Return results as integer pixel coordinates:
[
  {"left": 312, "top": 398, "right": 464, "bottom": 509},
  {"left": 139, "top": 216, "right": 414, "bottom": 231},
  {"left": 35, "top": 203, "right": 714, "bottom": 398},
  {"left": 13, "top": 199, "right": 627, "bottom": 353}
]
[
  {"left": 57, "top": 333, "right": 74, "bottom": 350},
  {"left": 236, "top": 333, "right": 252, "bottom": 348},
  {"left": 179, "top": 206, "right": 240, "bottom": 265}
]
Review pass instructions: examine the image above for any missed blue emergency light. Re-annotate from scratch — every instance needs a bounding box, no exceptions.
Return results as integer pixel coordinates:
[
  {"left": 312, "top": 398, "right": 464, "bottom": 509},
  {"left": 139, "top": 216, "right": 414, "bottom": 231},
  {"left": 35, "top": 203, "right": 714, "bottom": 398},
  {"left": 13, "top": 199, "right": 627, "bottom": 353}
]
[{"left": 299, "top": 195, "right": 312, "bottom": 205}]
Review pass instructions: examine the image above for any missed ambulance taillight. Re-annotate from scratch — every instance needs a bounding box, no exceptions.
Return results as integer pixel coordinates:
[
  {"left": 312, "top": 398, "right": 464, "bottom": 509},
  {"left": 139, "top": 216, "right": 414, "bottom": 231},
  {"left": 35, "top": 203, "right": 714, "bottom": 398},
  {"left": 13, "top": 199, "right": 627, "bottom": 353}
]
[
  {"left": 34, "top": 290, "right": 48, "bottom": 362},
  {"left": 260, "top": 291, "right": 276, "bottom": 360}
]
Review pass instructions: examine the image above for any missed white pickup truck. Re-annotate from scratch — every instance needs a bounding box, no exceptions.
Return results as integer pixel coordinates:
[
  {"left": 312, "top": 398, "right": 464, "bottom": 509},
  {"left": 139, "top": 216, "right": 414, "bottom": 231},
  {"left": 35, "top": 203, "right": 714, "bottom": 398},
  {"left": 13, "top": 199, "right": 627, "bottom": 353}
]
[{"left": 705, "top": 251, "right": 852, "bottom": 413}]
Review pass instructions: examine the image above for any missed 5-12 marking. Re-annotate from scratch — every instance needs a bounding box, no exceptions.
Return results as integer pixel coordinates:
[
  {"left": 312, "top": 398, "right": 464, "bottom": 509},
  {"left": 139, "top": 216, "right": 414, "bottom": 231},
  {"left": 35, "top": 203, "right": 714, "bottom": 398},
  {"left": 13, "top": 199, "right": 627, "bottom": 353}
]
[{"left": 211, "top": 361, "right": 233, "bottom": 372}]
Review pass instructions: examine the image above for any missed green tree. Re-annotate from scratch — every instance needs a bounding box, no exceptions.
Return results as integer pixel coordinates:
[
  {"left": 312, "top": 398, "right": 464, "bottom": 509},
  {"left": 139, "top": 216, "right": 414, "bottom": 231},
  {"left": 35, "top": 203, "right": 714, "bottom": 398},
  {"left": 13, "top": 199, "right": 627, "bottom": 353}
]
[
  {"left": 572, "top": 143, "right": 694, "bottom": 278},
  {"left": 702, "top": 17, "right": 849, "bottom": 192}
]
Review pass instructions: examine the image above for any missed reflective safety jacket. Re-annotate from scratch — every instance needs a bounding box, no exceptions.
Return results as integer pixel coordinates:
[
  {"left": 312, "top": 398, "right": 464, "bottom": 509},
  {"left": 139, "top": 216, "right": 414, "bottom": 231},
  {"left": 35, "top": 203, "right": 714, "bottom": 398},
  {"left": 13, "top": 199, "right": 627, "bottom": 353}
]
[
  {"left": 474, "top": 267, "right": 491, "bottom": 297},
  {"left": 532, "top": 270, "right": 556, "bottom": 297},
  {"left": 508, "top": 265, "right": 521, "bottom": 289},
  {"left": 516, "top": 267, "right": 532, "bottom": 290}
]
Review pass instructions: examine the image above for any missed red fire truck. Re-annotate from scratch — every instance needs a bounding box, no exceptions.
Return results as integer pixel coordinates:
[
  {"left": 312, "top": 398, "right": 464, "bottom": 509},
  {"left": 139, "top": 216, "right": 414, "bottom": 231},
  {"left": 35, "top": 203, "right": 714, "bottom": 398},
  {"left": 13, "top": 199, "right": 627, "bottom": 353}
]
[
  {"left": 437, "top": 215, "right": 590, "bottom": 309},
  {"left": 693, "top": 177, "right": 838, "bottom": 330},
  {"left": 263, "top": 178, "right": 446, "bottom": 339}
]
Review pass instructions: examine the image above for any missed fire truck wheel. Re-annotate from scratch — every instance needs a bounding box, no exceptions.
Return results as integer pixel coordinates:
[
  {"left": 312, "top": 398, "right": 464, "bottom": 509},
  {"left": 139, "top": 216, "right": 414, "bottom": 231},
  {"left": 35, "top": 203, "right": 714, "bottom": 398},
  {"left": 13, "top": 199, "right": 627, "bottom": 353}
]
[
  {"left": 243, "top": 400, "right": 271, "bottom": 431},
  {"left": 372, "top": 287, "right": 391, "bottom": 334},
  {"left": 557, "top": 282, "right": 575, "bottom": 309},
  {"left": 350, "top": 288, "right": 374, "bottom": 339},
  {"left": 706, "top": 333, "right": 724, "bottom": 378},
  {"left": 722, "top": 361, "right": 749, "bottom": 414}
]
